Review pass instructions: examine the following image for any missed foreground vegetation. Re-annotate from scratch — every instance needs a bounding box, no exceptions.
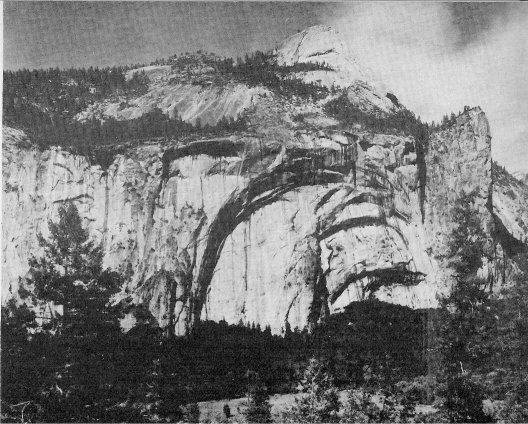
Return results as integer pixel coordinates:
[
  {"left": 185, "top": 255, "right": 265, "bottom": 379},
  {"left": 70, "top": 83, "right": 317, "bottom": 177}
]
[{"left": 1, "top": 205, "right": 426, "bottom": 422}]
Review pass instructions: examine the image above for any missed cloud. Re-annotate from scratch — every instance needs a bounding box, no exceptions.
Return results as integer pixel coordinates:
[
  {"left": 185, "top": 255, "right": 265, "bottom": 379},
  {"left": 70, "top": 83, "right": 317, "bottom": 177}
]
[{"left": 327, "top": 3, "right": 528, "bottom": 172}]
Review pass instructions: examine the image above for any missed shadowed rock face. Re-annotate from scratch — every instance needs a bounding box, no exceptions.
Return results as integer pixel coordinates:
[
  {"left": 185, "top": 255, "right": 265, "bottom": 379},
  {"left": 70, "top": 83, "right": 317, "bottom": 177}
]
[{"left": 3, "top": 27, "right": 527, "bottom": 335}]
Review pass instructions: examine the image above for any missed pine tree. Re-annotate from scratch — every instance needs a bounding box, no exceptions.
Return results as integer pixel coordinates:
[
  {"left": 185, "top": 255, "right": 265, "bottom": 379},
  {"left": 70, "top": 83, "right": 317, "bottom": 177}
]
[
  {"left": 0, "top": 299, "right": 42, "bottom": 422},
  {"left": 287, "top": 358, "right": 340, "bottom": 423},
  {"left": 446, "top": 190, "right": 488, "bottom": 279},
  {"left": 29, "top": 203, "right": 122, "bottom": 333},
  {"left": 438, "top": 191, "right": 495, "bottom": 422},
  {"left": 27, "top": 203, "right": 126, "bottom": 421},
  {"left": 245, "top": 370, "right": 272, "bottom": 423}
]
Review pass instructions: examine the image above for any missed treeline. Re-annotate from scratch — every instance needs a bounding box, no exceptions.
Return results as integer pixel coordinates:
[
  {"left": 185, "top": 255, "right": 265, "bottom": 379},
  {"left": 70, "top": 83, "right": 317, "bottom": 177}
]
[
  {"left": 126, "top": 49, "right": 332, "bottom": 100},
  {"left": 3, "top": 66, "right": 157, "bottom": 164},
  {"left": 430, "top": 105, "right": 473, "bottom": 131},
  {"left": 159, "top": 48, "right": 333, "bottom": 77},
  {"left": 159, "top": 300, "right": 426, "bottom": 404},
  {"left": 3, "top": 67, "right": 148, "bottom": 121},
  {"left": 5, "top": 102, "right": 247, "bottom": 168},
  {"left": 31, "top": 106, "right": 245, "bottom": 150},
  {"left": 3, "top": 50, "right": 330, "bottom": 162},
  {"left": 215, "top": 51, "right": 330, "bottom": 100},
  {"left": 324, "top": 94, "right": 475, "bottom": 141},
  {"left": 324, "top": 93, "right": 430, "bottom": 141},
  {"left": 2, "top": 301, "right": 426, "bottom": 422}
]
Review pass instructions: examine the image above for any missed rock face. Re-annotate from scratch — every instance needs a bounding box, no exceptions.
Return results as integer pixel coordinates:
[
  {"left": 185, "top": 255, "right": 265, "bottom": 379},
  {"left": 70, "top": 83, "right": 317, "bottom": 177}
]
[
  {"left": 494, "top": 164, "right": 528, "bottom": 245},
  {"left": 275, "top": 25, "right": 398, "bottom": 113},
  {"left": 76, "top": 82, "right": 267, "bottom": 127},
  {"left": 276, "top": 25, "right": 366, "bottom": 85},
  {"left": 425, "top": 108, "right": 493, "bottom": 256},
  {"left": 3, "top": 105, "right": 505, "bottom": 334},
  {"left": 492, "top": 163, "right": 528, "bottom": 282},
  {"left": 3, "top": 26, "right": 527, "bottom": 335},
  {"left": 512, "top": 171, "right": 528, "bottom": 186}
]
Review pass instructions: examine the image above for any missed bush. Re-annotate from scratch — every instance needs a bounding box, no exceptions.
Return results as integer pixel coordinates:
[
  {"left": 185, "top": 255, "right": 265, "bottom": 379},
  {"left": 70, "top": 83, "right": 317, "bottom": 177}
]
[
  {"left": 395, "top": 375, "right": 438, "bottom": 405},
  {"left": 444, "top": 375, "right": 493, "bottom": 423},
  {"left": 339, "top": 390, "right": 371, "bottom": 423},
  {"left": 340, "top": 387, "right": 423, "bottom": 423},
  {"left": 223, "top": 404, "right": 231, "bottom": 419},
  {"left": 181, "top": 403, "right": 200, "bottom": 423}
]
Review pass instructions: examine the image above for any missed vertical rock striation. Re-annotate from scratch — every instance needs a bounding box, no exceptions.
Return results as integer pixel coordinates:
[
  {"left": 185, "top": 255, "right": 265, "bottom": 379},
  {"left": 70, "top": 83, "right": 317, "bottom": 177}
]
[{"left": 3, "top": 26, "right": 526, "bottom": 335}]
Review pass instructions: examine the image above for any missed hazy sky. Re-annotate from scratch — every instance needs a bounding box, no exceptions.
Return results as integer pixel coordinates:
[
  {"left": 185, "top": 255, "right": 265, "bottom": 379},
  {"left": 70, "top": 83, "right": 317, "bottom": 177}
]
[{"left": 3, "top": 2, "right": 527, "bottom": 173}]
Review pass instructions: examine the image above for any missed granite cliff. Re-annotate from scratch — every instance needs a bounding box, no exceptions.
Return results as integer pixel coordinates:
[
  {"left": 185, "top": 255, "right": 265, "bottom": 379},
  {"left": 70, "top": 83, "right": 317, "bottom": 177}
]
[{"left": 3, "top": 26, "right": 526, "bottom": 335}]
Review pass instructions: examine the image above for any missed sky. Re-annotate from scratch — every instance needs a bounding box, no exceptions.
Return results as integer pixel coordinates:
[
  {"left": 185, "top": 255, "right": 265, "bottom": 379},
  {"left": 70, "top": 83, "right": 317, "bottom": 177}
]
[{"left": 3, "top": 2, "right": 527, "bottom": 173}]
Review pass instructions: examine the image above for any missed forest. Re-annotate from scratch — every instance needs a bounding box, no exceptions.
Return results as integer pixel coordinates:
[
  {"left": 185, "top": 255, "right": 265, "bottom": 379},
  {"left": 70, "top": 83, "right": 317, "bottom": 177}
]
[
  {"left": 214, "top": 50, "right": 331, "bottom": 100},
  {"left": 3, "top": 66, "right": 149, "bottom": 122},
  {"left": 2, "top": 52, "right": 328, "bottom": 169},
  {"left": 3, "top": 67, "right": 247, "bottom": 169}
]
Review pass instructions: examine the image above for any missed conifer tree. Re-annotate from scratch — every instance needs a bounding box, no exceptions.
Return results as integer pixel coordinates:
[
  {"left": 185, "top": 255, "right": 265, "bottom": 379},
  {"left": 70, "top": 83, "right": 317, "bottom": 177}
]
[
  {"left": 438, "top": 191, "right": 494, "bottom": 422},
  {"left": 287, "top": 358, "right": 340, "bottom": 423},
  {"left": 27, "top": 203, "right": 127, "bottom": 421},
  {"left": 29, "top": 203, "right": 122, "bottom": 332},
  {"left": 245, "top": 370, "right": 272, "bottom": 423},
  {"left": 0, "top": 299, "right": 41, "bottom": 422}
]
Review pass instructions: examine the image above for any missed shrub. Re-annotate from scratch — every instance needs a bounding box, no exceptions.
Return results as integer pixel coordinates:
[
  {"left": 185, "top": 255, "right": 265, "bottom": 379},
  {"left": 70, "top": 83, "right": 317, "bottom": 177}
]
[
  {"left": 340, "top": 387, "right": 423, "bottom": 423},
  {"left": 444, "top": 375, "right": 493, "bottom": 423},
  {"left": 223, "top": 403, "right": 231, "bottom": 419},
  {"left": 292, "top": 113, "right": 305, "bottom": 123},
  {"left": 339, "top": 390, "right": 371, "bottom": 423},
  {"left": 395, "top": 375, "right": 438, "bottom": 405},
  {"left": 181, "top": 403, "right": 200, "bottom": 423}
]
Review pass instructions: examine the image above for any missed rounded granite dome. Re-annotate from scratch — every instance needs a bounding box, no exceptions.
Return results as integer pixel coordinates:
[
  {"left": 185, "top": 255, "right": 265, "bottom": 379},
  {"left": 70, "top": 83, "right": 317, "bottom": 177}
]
[
  {"left": 276, "top": 25, "right": 398, "bottom": 113},
  {"left": 275, "top": 25, "right": 366, "bottom": 83}
]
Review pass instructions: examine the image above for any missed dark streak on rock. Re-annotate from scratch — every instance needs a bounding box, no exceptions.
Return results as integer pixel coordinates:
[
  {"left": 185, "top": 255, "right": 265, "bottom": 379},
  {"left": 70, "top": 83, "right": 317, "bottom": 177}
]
[
  {"left": 329, "top": 265, "right": 426, "bottom": 304},
  {"left": 52, "top": 193, "right": 94, "bottom": 203},
  {"left": 189, "top": 158, "right": 350, "bottom": 327}
]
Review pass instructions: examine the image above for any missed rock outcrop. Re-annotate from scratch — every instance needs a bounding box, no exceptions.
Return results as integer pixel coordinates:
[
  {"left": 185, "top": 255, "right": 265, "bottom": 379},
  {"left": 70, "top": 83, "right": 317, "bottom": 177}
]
[
  {"left": 76, "top": 81, "right": 267, "bottom": 127},
  {"left": 275, "top": 25, "right": 398, "bottom": 113},
  {"left": 2, "top": 105, "right": 503, "bottom": 334},
  {"left": 3, "top": 26, "right": 527, "bottom": 335},
  {"left": 425, "top": 108, "right": 493, "bottom": 256}
]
